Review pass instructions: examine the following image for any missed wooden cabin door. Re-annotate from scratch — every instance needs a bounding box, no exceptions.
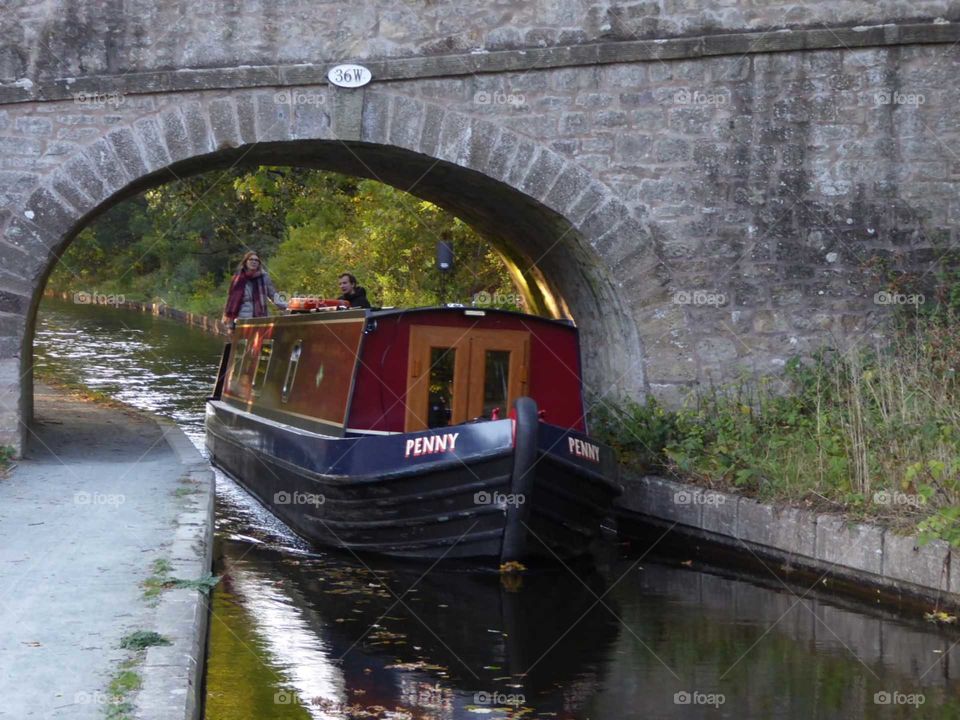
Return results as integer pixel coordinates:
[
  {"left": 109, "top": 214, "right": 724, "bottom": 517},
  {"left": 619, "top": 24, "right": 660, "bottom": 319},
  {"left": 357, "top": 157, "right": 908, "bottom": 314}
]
[{"left": 405, "top": 326, "right": 529, "bottom": 432}]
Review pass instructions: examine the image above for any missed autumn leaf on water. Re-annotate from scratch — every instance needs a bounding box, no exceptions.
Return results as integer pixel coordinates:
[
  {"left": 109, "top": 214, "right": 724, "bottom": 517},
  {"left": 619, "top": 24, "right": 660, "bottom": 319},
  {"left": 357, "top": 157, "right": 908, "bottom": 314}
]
[{"left": 499, "top": 560, "right": 526, "bottom": 574}]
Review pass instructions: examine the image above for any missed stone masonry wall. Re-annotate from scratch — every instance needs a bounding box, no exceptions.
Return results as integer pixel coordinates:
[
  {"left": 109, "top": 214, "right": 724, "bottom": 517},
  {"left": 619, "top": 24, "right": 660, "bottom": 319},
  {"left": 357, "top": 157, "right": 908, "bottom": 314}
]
[
  {"left": 3, "top": 0, "right": 960, "bottom": 83},
  {"left": 381, "top": 44, "right": 960, "bottom": 401}
]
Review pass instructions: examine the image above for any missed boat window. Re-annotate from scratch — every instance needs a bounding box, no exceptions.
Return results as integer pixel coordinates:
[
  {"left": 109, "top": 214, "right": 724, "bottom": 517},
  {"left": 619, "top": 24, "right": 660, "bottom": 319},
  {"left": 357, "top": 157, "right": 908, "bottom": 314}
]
[
  {"left": 281, "top": 341, "right": 302, "bottom": 403},
  {"left": 482, "top": 350, "right": 511, "bottom": 418},
  {"left": 427, "top": 347, "right": 456, "bottom": 428},
  {"left": 252, "top": 339, "right": 274, "bottom": 391},
  {"left": 231, "top": 339, "right": 248, "bottom": 383}
]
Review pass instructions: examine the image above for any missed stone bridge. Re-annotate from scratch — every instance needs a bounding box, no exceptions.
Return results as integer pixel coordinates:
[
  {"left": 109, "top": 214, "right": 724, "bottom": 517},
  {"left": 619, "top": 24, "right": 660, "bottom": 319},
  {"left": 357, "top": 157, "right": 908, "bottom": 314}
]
[{"left": 1, "top": 1, "right": 960, "bottom": 451}]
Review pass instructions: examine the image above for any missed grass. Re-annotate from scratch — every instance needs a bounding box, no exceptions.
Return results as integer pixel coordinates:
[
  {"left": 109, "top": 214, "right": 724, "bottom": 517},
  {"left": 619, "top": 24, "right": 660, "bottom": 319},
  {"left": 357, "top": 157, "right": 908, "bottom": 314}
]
[
  {"left": 593, "top": 302, "right": 960, "bottom": 546},
  {"left": 119, "top": 630, "right": 172, "bottom": 651},
  {"left": 143, "top": 556, "right": 220, "bottom": 602},
  {"left": 104, "top": 659, "right": 141, "bottom": 720},
  {"left": 107, "top": 558, "right": 189, "bottom": 717}
]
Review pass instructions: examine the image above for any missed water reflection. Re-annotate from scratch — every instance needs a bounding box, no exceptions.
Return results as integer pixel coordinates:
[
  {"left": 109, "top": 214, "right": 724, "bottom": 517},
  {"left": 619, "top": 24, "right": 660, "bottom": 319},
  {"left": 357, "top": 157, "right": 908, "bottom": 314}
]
[
  {"left": 210, "top": 491, "right": 620, "bottom": 719},
  {"left": 35, "top": 299, "right": 224, "bottom": 446}
]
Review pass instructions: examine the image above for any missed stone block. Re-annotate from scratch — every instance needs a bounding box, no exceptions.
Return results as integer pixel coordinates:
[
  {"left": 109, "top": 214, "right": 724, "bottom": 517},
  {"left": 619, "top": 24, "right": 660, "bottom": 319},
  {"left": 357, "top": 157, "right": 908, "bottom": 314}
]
[
  {"left": 543, "top": 162, "right": 593, "bottom": 215},
  {"left": 484, "top": 129, "right": 518, "bottom": 182},
  {"left": 235, "top": 94, "right": 258, "bottom": 145},
  {"left": 389, "top": 95, "right": 425, "bottom": 150},
  {"left": 463, "top": 118, "right": 501, "bottom": 171},
  {"left": 579, "top": 199, "right": 627, "bottom": 242},
  {"left": 644, "top": 477, "right": 703, "bottom": 527},
  {"left": 437, "top": 110, "right": 471, "bottom": 165},
  {"left": 64, "top": 156, "right": 106, "bottom": 205},
  {"left": 14, "top": 116, "right": 53, "bottom": 135},
  {"left": 567, "top": 182, "right": 607, "bottom": 226},
  {"left": 417, "top": 103, "right": 445, "bottom": 158},
  {"left": 133, "top": 117, "right": 172, "bottom": 172},
  {"left": 816, "top": 515, "right": 883, "bottom": 576},
  {"left": 518, "top": 147, "right": 565, "bottom": 202},
  {"left": 106, "top": 127, "right": 148, "bottom": 179},
  {"left": 882, "top": 532, "right": 949, "bottom": 592},
  {"left": 159, "top": 107, "right": 191, "bottom": 164},
  {"left": 0, "top": 137, "right": 42, "bottom": 157},
  {"left": 700, "top": 490, "right": 738, "bottom": 537},
  {"left": 209, "top": 98, "right": 242, "bottom": 149},
  {"left": 506, "top": 140, "right": 537, "bottom": 187},
  {"left": 23, "top": 186, "right": 75, "bottom": 237},
  {"left": 50, "top": 172, "right": 93, "bottom": 214},
  {"left": 360, "top": 90, "right": 390, "bottom": 144},
  {"left": 181, "top": 101, "right": 213, "bottom": 155},
  {"left": 255, "top": 92, "right": 292, "bottom": 143}
]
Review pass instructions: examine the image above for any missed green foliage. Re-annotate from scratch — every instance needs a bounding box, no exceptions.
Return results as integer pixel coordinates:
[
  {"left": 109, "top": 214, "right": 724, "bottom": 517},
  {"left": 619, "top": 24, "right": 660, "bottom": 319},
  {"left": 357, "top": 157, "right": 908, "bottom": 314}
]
[
  {"left": 108, "top": 669, "right": 141, "bottom": 695},
  {"left": 0, "top": 445, "right": 15, "bottom": 469},
  {"left": 595, "top": 302, "right": 960, "bottom": 536},
  {"left": 591, "top": 396, "right": 680, "bottom": 472},
  {"left": 143, "top": 557, "right": 220, "bottom": 599},
  {"left": 104, "top": 658, "right": 141, "bottom": 719},
  {"left": 151, "top": 558, "right": 173, "bottom": 575},
  {"left": 119, "top": 630, "right": 172, "bottom": 650},
  {"left": 168, "top": 573, "right": 221, "bottom": 595},
  {"left": 49, "top": 166, "right": 517, "bottom": 316},
  {"left": 919, "top": 507, "right": 960, "bottom": 547}
]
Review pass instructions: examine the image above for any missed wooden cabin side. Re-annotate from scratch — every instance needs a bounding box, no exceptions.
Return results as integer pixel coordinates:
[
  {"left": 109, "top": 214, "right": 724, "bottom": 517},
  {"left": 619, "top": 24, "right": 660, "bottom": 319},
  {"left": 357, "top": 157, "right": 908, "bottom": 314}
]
[
  {"left": 221, "top": 311, "right": 367, "bottom": 436},
  {"left": 346, "top": 309, "right": 587, "bottom": 434}
]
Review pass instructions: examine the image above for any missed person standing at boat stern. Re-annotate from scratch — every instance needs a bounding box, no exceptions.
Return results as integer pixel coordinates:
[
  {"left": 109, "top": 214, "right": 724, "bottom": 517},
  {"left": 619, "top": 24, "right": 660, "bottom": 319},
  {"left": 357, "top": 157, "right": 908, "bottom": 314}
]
[
  {"left": 337, "top": 272, "right": 372, "bottom": 309},
  {"left": 222, "top": 251, "right": 288, "bottom": 328}
]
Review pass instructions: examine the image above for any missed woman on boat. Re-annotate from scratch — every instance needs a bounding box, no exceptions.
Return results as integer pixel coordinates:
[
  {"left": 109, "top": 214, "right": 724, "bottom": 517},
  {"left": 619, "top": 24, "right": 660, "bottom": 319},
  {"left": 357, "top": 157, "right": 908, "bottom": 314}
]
[{"left": 222, "top": 251, "right": 288, "bottom": 327}]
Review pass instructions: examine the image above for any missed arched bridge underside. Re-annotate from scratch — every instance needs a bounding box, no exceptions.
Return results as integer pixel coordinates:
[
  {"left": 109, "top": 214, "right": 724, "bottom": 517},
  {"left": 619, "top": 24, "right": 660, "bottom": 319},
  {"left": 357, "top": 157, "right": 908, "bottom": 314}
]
[{"left": 2, "top": 1, "right": 960, "bottom": 451}]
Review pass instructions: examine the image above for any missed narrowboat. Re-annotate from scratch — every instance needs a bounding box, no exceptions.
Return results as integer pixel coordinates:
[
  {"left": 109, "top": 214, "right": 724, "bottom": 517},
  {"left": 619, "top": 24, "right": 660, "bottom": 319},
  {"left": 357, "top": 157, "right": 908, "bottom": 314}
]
[{"left": 205, "top": 302, "right": 622, "bottom": 564}]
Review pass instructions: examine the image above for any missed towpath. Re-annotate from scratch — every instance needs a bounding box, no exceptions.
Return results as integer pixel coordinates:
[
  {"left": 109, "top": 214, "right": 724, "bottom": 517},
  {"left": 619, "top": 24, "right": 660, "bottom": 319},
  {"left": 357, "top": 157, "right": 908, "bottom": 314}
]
[{"left": 0, "top": 383, "right": 212, "bottom": 719}]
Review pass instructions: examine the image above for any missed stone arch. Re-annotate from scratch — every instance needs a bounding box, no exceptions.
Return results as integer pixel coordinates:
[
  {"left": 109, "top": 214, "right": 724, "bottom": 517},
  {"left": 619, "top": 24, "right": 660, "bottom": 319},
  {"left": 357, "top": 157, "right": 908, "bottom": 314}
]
[{"left": 2, "top": 88, "right": 660, "bottom": 452}]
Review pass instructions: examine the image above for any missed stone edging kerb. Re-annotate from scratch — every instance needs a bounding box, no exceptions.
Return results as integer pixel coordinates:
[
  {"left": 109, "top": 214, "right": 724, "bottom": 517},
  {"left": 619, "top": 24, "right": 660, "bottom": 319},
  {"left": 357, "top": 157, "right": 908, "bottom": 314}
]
[
  {"left": 133, "top": 417, "right": 214, "bottom": 720},
  {"left": 1, "top": 20, "right": 959, "bottom": 105},
  {"left": 617, "top": 474, "right": 957, "bottom": 606}
]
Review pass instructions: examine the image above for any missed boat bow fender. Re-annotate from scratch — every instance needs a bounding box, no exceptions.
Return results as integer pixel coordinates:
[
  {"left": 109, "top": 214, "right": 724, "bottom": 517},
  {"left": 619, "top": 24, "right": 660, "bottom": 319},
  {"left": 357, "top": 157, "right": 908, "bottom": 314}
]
[{"left": 501, "top": 397, "right": 538, "bottom": 563}]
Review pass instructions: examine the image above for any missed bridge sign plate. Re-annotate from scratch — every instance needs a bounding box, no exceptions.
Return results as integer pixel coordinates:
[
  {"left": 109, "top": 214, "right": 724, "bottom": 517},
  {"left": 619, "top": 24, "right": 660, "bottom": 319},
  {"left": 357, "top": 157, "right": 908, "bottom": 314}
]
[{"left": 327, "top": 65, "right": 372, "bottom": 88}]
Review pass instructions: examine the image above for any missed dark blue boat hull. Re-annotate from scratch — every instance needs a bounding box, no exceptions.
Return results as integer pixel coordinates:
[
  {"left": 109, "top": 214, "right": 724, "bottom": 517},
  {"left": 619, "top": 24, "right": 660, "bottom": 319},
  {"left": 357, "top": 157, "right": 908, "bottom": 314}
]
[{"left": 204, "top": 399, "right": 621, "bottom": 562}]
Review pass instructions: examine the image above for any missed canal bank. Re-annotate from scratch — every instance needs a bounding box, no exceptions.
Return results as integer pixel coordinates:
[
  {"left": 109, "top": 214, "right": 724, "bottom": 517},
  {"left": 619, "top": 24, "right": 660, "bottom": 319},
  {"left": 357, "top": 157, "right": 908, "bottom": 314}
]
[
  {"left": 44, "top": 290, "right": 230, "bottom": 338},
  {"left": 617, "top": 474, "right": 960, "bottom": 613},
  {"left": 0, "top": 381, "right": 213, "bottom": 720}
]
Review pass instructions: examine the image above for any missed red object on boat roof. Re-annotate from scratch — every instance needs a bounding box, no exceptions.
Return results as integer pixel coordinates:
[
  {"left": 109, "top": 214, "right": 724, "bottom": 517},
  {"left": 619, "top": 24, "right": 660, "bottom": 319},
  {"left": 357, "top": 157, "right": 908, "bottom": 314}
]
[{"left": 287, "top": 297, "right": 351, "bottom": 312}]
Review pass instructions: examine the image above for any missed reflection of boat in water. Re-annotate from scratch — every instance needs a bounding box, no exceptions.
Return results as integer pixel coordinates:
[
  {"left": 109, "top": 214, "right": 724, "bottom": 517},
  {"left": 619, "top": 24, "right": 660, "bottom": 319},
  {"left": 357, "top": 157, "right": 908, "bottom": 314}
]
[
  {"left": 206, "top": 306, "right": 621, "bottom": 564},
  {"left": 214, "top": 535, "right": 621, "bottom": 719}
]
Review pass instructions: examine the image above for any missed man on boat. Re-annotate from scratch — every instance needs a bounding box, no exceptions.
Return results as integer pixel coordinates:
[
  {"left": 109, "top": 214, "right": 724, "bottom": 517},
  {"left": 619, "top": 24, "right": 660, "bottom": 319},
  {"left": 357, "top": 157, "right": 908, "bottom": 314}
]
[
  {"left": 222, "top": 251, "right": 288, "bottom": 328},
  {"left": 337, "top": 273, "right": 372, "bottom": 309}
]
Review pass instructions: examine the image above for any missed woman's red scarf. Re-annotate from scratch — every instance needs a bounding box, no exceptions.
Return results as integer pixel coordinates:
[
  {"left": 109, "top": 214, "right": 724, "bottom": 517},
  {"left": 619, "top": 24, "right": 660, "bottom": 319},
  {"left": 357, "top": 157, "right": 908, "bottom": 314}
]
[{"left": 224, "top": 270, "right": 265, "bottom": 320}]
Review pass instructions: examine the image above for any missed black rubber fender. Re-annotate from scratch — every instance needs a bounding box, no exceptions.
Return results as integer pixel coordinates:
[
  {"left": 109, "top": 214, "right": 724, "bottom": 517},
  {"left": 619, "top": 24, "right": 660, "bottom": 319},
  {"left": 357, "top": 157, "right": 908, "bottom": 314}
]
[{"left": 501, "top": 396, "right": 538, "bottom": 563}]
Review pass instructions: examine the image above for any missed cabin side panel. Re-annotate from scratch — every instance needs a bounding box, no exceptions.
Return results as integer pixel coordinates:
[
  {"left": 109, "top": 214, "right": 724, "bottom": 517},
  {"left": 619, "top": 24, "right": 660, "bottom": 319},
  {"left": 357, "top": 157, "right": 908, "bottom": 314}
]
[{"left": 224, "top": 315, "right": 365, "bottom": 433}]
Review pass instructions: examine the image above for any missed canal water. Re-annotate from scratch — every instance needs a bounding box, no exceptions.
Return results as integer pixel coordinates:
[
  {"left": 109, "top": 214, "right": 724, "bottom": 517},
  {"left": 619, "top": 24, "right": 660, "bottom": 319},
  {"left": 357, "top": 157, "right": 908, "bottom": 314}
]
[{"left": 34, "top": 298, "right": 960, "bottom": 719}]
